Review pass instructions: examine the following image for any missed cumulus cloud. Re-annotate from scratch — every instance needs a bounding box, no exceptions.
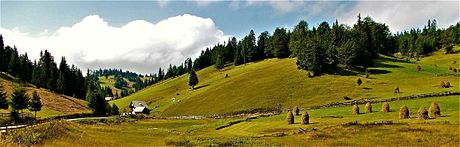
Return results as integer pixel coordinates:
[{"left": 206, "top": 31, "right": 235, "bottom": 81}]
[
  {"left": 1, "top": 14, "right": 227, "bottom": 74},
  {"left": 330, "top": 1, "right": 459, "bottom": 32}
]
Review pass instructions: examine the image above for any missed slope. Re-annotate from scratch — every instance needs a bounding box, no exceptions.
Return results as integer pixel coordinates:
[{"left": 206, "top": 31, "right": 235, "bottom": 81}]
[
  {"left": 0, "top": 72, "right": 91, "bottom": 118},
  {"left": 111, "top": 46, "right": 460, "bottom": 116}
]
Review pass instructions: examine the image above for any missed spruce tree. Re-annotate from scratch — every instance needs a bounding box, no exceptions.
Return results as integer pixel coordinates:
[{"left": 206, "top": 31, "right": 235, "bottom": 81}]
[
  {"left": 28, "top": 91, "right": 43, "bottom": 119},
  {"left": 189, "top": 69, "right": 199, "bottom": 89},
  {"left": 10, "top": 88, "right": 30, "bottom": 118}
]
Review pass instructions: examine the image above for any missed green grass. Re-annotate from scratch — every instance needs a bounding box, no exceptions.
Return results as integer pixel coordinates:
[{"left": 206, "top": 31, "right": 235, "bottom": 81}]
[
  {"left": 0, "top": 73, "right": 90, "bottom": 119},
  {"left": 6, "top": 95, "right": 455, "bottom": 146},
  {"left": 98, "top": 75, "right": 136, "bottom": 96},
  {"left": 111, "top": 47, "right": 460, "bottom": 116}
]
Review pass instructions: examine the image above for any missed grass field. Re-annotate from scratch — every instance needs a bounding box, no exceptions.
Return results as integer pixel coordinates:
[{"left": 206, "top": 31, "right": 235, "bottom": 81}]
[
  {"left": 3, "top": 95, "right": 456, "bottom": 146},
  {"left": 111, "top": 46, "right": 460, "bottom": 116},
  {"left": 0, "top": 72, "right": 90, "bottom": 119},
  {"left": 98, "top": 75, "right": 136, "bottom": 96}
]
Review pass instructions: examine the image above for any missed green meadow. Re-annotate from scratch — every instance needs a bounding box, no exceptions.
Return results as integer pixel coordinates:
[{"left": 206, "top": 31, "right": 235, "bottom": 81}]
[
  {"left": 111, "top": 47, "right": 460, "bottom": 116},
  {"left": 3, "top": 95, "right": 456, "bottom": 146}
]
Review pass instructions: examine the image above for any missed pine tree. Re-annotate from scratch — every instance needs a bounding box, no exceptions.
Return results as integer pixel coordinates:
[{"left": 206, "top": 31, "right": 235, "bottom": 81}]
[
  {"left": 10, "top": 88, "right": 30, "bottom": 118},
  {"left": 289, "top": 20, "right": 308, "bottom": 56},
  {"left": 7, "top": 47, "right": 20, "bottom": 76},
  {"left": 271, "top": 28, "right": 290, "bottom": 58},
  {"left": 28, "top": 91, "right": 43, "bottom": 119},
  {"left": 189, "top": 69, "right": 199, "bottom": 89},
  {"left": 215, "top": 44, "right": 225, "bottom": 70}
]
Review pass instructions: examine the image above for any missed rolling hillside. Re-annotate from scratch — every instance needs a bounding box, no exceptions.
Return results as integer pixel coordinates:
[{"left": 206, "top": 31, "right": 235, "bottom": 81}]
[
  {"left": 111, "top": 46, "right": 460, "bottom": 116},
  {"left": 0, "top": 72, "right": 90, "bottom": 118}
]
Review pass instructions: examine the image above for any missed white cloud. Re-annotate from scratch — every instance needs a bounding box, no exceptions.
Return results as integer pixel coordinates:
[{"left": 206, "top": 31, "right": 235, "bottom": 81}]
[
  {"left": 335, "top": 1, "right": 459, "bottom": 32},
  {"left": 158, "top": 0, "right": 170, "bottom": 7},
  {"left": 1, "top": 14, "right": 228, "bottom": 74}
]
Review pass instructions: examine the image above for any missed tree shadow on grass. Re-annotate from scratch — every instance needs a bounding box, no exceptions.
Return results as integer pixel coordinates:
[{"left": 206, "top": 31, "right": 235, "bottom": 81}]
[
  {"left": 194, "top": 84, "right": 210, "bottom": 90},
  {"left": 329, "top": 67, "right": 359, "bottom": 76},
  {"left": 373, "top": 62, "right": 404, "bottom": 68},
  {"left": 367, "top": 69, "right": 392, "bottom": 75},
  {"left": 378, "top": 55, "right": 414, "bottom": 64}
]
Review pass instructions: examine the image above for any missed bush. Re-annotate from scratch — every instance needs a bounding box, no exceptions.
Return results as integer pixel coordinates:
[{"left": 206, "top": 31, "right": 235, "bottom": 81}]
[
  {"left": 357, "top": 78, "right": 363, "bottom": 86},
  {"left": 440, "top": 81, "right": 446, "bottom": 88},
  {"left": 399, "top": 105, "right": 409, "bottom": 119},
  {"left": 453, "top": 68, "right": 458, "bottom": 73},
  {"left": 449, "top": 66, "right": 452, "bottom": 70},
  {"left": 393, "top": 86, "right": 400, "bottom": 94},
  {"left": 418, "top": 106, "right": 428, "bottom": 120},
  {"left": 352, "top": 104, "right": 359, "bottom": 115},
  {"left": 416, "top": 65, "right": 421, "bottom": 72},
  {"left": 286, "top": 111, "right": 294, "bottom": 124},
  {"left": 445, "top": 45, "right": 453, "bottom": 54},
  {"left": 445, "top": 82, "right": 451, "bottom": 88},
  {"left": 428, "top": 102, "right": 440, "bottom": 118},
  {"left": 365, "top": 102, "right": 372, "bottom": 113},
  {"left": 301, "top": 111, "right": 309, "bottom": 125},
  {"left": 381, "top": 102, "right": 390, "bottom": 112},
  {"left": 343, "top": 96, "right": 352, "bottom": 100},
  {"left": 293, "top": 106, "right": 300, "bottom": 116}
]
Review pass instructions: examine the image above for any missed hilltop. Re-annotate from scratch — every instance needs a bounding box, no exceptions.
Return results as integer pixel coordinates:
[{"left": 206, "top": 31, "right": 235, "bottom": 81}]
[
  {"left": 0, "top": 72, "right": 90, "bottom": 118},
  {"left": 111, "top": 46, "right": 460, "bottom": 116}
]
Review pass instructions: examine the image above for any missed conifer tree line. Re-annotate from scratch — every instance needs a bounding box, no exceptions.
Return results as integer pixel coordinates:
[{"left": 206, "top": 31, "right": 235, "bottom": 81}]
[
  {"left": 189, "top": 15, "right": 460, "bottom": 76},
  {"left": 0, "top": 35, "right": 86, "bottom": 99}
]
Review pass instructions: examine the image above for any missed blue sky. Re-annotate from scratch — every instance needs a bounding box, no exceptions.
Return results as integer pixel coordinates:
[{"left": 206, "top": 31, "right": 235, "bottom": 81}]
[
  {"left": 1, "top": 1, "right": 357, "bottom": 38},
  {"left": 1, "top": 1, "right": 458, "bottom": 74}
]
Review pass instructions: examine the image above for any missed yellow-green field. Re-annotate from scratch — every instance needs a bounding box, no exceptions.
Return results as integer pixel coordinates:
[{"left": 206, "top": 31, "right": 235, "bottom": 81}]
[
  {"left": 98, "top": 75, "right": 136, "bottom": 96},
  {"left": 111, "top": 47, "right": 460, "bottom": 116},
  {"left": 3, "top": 95, "right": 457, "bottom": 146},
  {"left": 0, "top": 73, "right": 90, "bottom": 118}
]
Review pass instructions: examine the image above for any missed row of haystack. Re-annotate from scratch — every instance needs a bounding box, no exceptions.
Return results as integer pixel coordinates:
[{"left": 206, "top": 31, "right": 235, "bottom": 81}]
[
  {"left": 287, "top": 106, "right": 309, "bottom": 125},
  {"left": 352, "top": 102, "right": 441, "bottom": 119},
  {"left": 352, "top": 102, "right": 388, "bottom": 114}
]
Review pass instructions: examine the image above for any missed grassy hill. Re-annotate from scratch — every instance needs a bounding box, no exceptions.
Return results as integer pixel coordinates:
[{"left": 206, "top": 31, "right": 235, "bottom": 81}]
[
  {"left": 111, "top": 46, "right": 459, "bottom": 116},
  {"left": 0, "top": 72, "right": 90, "bottom": 118},
  {"left": 6, "top": 95, "right": 456, "bottom": 146},
  {"left": 98, "top": 75, "right": 136, "bottom": 96}
]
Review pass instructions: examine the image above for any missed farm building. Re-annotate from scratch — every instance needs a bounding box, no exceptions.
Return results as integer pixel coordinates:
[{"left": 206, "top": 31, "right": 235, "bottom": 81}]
[{"left": 129, "top": 100, "right": 150, "bottom": 114}]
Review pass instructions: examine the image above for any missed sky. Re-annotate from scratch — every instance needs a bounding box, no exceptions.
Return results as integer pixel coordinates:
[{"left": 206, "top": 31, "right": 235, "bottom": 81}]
[{"left": 1, "top": 0, "right": 459, "bottom": 74}]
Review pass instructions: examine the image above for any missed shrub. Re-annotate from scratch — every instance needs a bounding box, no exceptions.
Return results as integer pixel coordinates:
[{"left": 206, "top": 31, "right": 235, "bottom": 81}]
[
  {"left": 454, "top": 68, "right": 458, "bottom": 73},
  {"left": 453, "top": 60, "right": 457, "bottom": 64},
  {"left": 449, "top": 66, "right": 453, "bottom": 70},
  {"left": 343, "top": 96, "right": 352, "bottom": 100},
  {"left": 428, "top": 102, "right": 440, "bottom": 118},
  {"left": 445, "top": 82, "right": 451, "bottom": 88},
  {"left": 287, "top": 111, "right": 294, "bottom": 124},
  {"left": 416, "top": 65, "right": 421, "bottom": 72},
  {"left": 418, "top": 106, "right": 428, "bottom": 120},
  {"left": 382, "top": 102, "right": 390, "bottom": 112},
  {"left": 440, "top": 81, "right": 446, "bottom": 88},
  {"left": 445, "top": 45, "right": 453, "bottom": 54},
  {"left": 352, "top": 104, "right": 359, "bottom": 115},
  {"left": 293, "top": 106, "right": 300, "bottom": 116},
  {"left": 399, "top": 105, "right": 409, "bottom": 119},
  {"left": 393, "top": 86, "right": 400, "bottom": 94},
  {"left": 301, "top": 111, "right": 309, "bottom": 125},
  {"left": 357, "top": 78, "right": 363, "bottom": 86},
  {"left": 365, "top": 102, "right": 372, "bottom": 113}
]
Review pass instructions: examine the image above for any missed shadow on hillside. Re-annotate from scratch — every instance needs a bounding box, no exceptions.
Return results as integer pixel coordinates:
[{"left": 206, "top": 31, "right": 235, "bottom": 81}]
[
  {"left": 373, "top": 62, "right": 404, "bottom": 68},
  {"left": 378, "top": 56, "right": 414, "bottom": 63},
  {"left": 331, "top": 67, "right": 359, "bottom": 76},
  {"left": 194, "top": 84, "right": 210, "bottom": 90},
  {"left": 367, "top": 69, "right": 392, "bottom": 75}
]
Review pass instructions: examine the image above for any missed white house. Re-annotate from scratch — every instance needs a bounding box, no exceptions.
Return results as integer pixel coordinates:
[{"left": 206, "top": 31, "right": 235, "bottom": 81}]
[
  {"left": 129, "top": 100, "right": 149, "bottom": 114},
  {"left": 105, "top": 97, "right": 113, "bottom": 101}
]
